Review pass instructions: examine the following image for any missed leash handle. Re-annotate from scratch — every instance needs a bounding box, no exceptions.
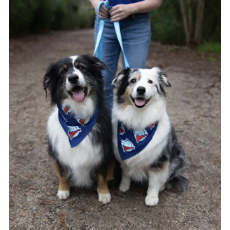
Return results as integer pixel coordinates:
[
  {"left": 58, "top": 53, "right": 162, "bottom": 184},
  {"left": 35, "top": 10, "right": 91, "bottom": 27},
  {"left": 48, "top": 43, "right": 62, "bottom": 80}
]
[
  {"left": 104, "top": 0, "right": 112, "bottom": 9},
  {"left": 94, "top": 0, "right": 130, "bottom": 69}
]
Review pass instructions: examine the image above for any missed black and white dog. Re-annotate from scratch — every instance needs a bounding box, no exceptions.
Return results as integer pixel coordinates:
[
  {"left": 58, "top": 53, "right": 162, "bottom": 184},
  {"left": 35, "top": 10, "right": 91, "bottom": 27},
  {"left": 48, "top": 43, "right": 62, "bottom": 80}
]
[
  {"left": 43, "top": 55, "right": 114, "bottom": 204},
  {"left": 112, "top": 67, "right": 189, "bottom": 206}
]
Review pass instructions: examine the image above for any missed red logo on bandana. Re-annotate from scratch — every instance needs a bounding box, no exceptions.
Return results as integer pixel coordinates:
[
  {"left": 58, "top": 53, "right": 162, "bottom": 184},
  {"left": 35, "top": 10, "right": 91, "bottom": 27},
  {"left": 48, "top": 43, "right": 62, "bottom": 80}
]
[
  {"left": 119, "top": 123, "right": 125, "bottom": 135},
  {"left": 79, "top": 119, "right": 86, "bottom": 125},
  {"left": 69, "top": 130, "right": 80, "bottom": 139},
  {"left": 63, "top": 106, "right": 71, "bottom": 115},
  {"left": 121, "top": 139, "right": 135, "bottom": 152},
  {"left": 75, "top": 116, "right": 90, "bottom": 126},
  {"left": 150, "top": 122, "right": 156, "bottom": 130},
  {"left": 133, "top": 130, "right": 148, "bottom": 143},
  {"left": 67, "top": 126, "right": 82, "bottom": 140}
]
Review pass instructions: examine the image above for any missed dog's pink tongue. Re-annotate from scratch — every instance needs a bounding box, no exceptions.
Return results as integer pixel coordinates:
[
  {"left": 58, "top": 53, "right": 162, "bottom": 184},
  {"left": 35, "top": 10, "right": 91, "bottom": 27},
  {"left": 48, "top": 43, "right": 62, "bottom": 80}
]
[
  {"left": 135, "top": 98, "right": 145, "bottom": 106},
  {"left": 72, "top": 88, "right": 85, "bottom": 102}
]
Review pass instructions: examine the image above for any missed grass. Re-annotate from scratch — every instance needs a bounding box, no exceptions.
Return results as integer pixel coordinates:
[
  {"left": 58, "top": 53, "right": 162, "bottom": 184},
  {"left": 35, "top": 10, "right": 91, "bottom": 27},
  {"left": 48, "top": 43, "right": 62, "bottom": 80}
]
[
  {"left": 196, "top": 42, "right": 221, "bottom": 54},
  {"left": 208, "top": 57, "right": 218, "bottom": 63}
]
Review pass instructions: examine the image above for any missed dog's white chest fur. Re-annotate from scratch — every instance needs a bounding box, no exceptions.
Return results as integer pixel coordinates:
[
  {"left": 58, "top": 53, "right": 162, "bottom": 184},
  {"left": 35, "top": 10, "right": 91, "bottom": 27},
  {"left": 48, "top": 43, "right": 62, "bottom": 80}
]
[
  {"left": 47, "top": 107, "right": 103, "bottom": 187},
  {"left": 112, "top": 103, "right": 171, "bottom": 182}
]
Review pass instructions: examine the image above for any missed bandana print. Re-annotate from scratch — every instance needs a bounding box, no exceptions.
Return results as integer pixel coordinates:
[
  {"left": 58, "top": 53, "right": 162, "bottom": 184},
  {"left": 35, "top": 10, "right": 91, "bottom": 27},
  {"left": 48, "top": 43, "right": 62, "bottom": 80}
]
[
  {"left": 75, "top": 116, "right": 90, "bottom": 126},
  {"left": 63, "top": 106, "right": 72, "bottom": 115},
  {"left": 117, "top": 121, "right": 158, "bottom": 161},
  {"left": 57, "top": 104, "right": 98, "bottom": 148}
]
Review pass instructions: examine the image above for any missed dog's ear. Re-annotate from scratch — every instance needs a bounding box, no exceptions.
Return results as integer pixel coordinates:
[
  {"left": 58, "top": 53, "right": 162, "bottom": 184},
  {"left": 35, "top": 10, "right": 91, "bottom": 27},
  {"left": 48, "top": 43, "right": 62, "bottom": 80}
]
[
  {"left": 94, "top": 58, "right": 108, "bottom": 71},
  {"left": 153, "top": 67, "right": 171, "bottom": 97},
  {"left": 112, "top": 68, "right": 130, "bottom": 86},
  {"left": 159, "top": 71, "right": 171, "bottom": 88},
  {"left": 43, "top": 63, "right": 56, "bottom": 97},
  {"left": 85, "top": 55, "right": 108, "bottom": 71}
]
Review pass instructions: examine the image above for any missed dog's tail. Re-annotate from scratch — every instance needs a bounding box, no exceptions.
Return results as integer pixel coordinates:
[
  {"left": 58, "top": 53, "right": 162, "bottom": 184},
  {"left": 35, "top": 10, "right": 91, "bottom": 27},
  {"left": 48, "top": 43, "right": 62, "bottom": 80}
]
[
  {"left": 165, "top": 127, "right": 190, "bottom": 193},
  {"left": 166, "top": 173, "right": 190, "bottom": 192}
]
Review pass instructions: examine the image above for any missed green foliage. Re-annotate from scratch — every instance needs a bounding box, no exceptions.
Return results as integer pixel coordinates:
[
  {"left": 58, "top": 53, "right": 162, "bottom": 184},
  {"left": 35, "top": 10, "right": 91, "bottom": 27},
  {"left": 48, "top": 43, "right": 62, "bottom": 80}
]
[
  {"left": 10, "top": 0, "right": 220, "bottom": 48},
  {"left": 9, "top": 0, "right": 95, "bottom": 36},
  {"left": 150, "top": 1, "right": 185, "bottom": 45},
  {"left": 196, "top": 42, "right": 221, "bottom": 54},
  {"left": 9, "top": 0, "right": 39, "bottom": 35},
  {"left": 75, "top": 6, "right": 95, "bottom": 29},
  {"left": 202, "top": 0, "right": 221, "bottom": 42},
  {"left": 30, "top": 0, "right": 56, "bottom": 33},
  {"left": 150, "top": 0, "right": 221, "bottom": 46}
]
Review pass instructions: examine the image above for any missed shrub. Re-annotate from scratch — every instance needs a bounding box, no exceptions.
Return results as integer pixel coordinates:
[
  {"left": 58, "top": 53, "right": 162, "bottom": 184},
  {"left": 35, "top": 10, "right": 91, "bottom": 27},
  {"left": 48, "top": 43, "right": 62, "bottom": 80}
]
[
  {"left": 9, "top": 0, "right": 39, "bottom": 35},
  {"left": 150, "top": 0, "right": 220, "bottom": 46},
  {"left": 150, "top": 1, "right": 185, "bottom": 45},
  {"left": 75, "top": 5, "right": 95, "bottom": 29},
  {"left": 9, "top": 0, "right": 95, "bottom": 36},
  {"left": 9, "top": 0, "right": 220, "bottom": 48}
]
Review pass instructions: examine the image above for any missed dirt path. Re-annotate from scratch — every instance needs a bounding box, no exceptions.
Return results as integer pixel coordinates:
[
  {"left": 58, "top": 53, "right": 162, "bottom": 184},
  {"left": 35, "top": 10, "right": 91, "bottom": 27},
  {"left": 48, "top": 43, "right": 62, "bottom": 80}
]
[{"left": 9, "top": 29, "right": 221, "bottom": 229}]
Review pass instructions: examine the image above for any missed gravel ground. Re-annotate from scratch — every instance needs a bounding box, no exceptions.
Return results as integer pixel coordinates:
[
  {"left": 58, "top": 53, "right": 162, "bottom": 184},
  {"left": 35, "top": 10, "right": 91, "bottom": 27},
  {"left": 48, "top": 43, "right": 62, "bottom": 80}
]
[{"left": 9, "top": 29, "right": 221, "bottom": 229}]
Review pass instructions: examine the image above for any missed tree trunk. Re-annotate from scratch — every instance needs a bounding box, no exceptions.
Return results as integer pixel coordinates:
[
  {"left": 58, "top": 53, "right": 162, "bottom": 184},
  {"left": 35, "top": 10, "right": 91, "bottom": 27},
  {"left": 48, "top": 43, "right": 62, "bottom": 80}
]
[
  {"left": 188, "top": 0, "right": 193, "bottom": 39},
  {"left": 179, "top": 0, "right": 190, "bottom": 46},
  {"left": 194, "top": 0, "right": 205, "bottom": 44}
]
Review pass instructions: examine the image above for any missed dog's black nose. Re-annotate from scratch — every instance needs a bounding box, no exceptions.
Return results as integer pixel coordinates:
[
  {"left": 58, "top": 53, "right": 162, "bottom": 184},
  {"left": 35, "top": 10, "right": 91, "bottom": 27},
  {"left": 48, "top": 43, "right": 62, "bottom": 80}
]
[
  {"left": 137, "top": 86, "right": 146, "bottom": 95},
  {"left": 68, "top": 74, "right": 79, "bottom": 84}
]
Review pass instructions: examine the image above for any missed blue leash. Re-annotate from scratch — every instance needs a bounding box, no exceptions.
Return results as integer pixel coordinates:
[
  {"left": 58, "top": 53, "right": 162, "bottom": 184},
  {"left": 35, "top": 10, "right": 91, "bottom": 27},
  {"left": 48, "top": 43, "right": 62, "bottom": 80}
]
[{"left": 93, "top": 0, "right": 130, "bottom": 69}]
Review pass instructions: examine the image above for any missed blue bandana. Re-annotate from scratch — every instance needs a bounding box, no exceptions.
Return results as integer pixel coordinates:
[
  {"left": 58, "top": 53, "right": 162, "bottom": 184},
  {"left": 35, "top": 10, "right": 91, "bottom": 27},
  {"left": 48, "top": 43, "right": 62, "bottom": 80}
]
[
  {"left": 57, "top": 104, "right": 99, "bottom": 148},
  {"left": 117, "top": 121, "right": 158, "bottom": 161}
]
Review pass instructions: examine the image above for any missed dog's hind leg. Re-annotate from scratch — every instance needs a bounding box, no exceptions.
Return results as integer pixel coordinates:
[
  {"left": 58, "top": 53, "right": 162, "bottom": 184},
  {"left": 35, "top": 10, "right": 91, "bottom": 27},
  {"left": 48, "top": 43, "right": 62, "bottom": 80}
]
[
  {"left": 97, "top": 172, "right": 111, "bottom": 204},
  {"left": 53, "top": 161, "right": 70, "bottom": 200},
  {"left": 106, "top": 162, "right": 115, "bottom": 181}
]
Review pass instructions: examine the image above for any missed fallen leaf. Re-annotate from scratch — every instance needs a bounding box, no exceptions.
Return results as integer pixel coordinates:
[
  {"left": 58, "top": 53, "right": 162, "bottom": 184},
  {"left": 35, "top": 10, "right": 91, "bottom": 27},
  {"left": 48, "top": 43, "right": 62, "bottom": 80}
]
[{"left": 59, "top": 213, "right": 67, "bottom": 229}]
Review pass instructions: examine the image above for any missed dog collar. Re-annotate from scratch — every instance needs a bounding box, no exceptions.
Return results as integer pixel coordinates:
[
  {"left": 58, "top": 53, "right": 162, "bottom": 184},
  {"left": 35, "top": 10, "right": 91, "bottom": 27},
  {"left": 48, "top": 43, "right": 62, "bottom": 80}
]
[
  {"left": 117, "top": 121, "right": 158, "bottom": 161},
  {"left": 57, "top": 103, "right": 98, "bottom": 148}
]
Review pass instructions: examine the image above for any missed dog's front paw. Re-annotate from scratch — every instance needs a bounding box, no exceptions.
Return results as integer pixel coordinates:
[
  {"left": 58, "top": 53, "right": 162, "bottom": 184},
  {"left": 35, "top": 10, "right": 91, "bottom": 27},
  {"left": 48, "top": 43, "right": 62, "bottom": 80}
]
[
  {"left": 145, "top": 195, "right": 159, "bottom": 206},
  {"left": 57, "top": 190, "right": 70, "bottom": 200},
  {"left": 119, "top": 182, "right": 130, "bottom": 192},
  {"left": 98, "top": 193, "right": 111, "bottom": 204}
]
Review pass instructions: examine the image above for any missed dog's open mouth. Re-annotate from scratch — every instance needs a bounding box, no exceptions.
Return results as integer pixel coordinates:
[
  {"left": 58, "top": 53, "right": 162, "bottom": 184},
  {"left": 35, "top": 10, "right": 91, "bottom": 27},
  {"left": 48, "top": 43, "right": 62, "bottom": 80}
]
[
  {"left": 68, "top": 86, "right": 88, "bottom": 103},
  {"left": 131, "top": 96, "right": 150, "bottom": 108}
]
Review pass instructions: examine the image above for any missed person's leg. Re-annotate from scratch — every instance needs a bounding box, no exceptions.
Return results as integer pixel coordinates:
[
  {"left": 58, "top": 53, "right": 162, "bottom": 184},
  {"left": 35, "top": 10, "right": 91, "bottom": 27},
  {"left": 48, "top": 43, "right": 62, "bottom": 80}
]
[
  {"left": 120, "top": 13, "right": 151, "bottom": 69},
  {"left": 94, "top": 16, "right": 120, "bottom": 111}
]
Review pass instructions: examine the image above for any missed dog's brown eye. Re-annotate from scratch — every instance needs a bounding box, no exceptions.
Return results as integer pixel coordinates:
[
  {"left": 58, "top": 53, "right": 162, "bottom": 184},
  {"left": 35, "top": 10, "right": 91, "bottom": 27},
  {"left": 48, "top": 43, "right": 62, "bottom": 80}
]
[
  {"left": 130, "top": 79, "right": 136, "bottom": 84},
  {"left": 61, "top": 65, "right": 67, "bottom": 74},
  {"left": 148, "top": 80, "right": 153, "bottom": 84}
]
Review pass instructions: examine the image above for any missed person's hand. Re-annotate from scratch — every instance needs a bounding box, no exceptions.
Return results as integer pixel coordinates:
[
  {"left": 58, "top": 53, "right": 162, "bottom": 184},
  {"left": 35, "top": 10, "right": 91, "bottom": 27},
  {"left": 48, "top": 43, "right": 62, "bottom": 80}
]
[
  {"left": 98, "top": 4, "right": 109, "bottom": 19},
  {"left": 92, "top": 0, "right": 109, "bottom": 19},
  {"left": 109, "top": 4, "right": 132, "bottom": 21}
]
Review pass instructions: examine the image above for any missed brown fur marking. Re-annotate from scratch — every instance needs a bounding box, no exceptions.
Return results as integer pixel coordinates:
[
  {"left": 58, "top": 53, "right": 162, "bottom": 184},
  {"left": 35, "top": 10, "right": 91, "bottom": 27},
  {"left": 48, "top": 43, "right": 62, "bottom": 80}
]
[
  {"left": 97, "top": 173, "right": 110, "bottom": 195},
  {"left": 121, "top": 71, "right": 141, "bottom": 110},
  {"left": 97, "top": 163, "right": 114, "bottom": 195},
  {"left": 151, "top": 160, "right": 170, "bottom": 173},
  {"left": 122, "top": 84, "right": 134, "bottom": 110},
  {"left": 53, "top": 162, "right": 70, "bottom": 192},
  {"left": 106, "top": 163, "right": 115, "bottom": 181},
  {"left": 133, "top": 72, "right": 140, "bottom": 80}
]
